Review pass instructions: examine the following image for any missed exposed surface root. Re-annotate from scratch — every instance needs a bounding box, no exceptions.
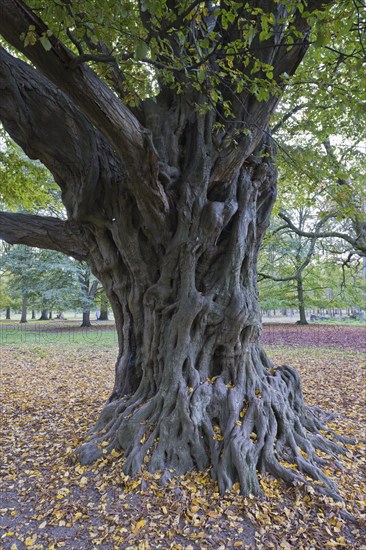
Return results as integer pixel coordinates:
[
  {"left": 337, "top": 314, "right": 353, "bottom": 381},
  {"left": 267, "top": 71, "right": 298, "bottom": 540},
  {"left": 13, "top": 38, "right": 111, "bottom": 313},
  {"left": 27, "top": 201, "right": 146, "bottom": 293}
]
[{"left": 76, "top": 359, "right": 352, "bottom": 500}]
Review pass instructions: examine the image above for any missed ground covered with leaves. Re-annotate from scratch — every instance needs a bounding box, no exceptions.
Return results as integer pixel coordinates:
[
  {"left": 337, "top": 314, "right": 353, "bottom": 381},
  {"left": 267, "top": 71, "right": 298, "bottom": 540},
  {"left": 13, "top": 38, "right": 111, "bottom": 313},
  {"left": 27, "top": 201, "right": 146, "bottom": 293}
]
[
  {"left": 1, "top": 325, "right": 365, "bottom": 549},
  {"left": 261, "top": 323, "right": 366, "bottom": 352}
]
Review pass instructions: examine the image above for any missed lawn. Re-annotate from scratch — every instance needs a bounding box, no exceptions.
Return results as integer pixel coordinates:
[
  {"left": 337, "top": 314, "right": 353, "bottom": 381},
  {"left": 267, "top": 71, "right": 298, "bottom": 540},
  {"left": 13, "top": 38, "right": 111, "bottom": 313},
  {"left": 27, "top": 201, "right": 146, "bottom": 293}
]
[
  {"left": 1, "top": 324, "right": 365, "bottom": 549},
  {"left": 0, "top": 320, "right": 118, "bottom": 348}
]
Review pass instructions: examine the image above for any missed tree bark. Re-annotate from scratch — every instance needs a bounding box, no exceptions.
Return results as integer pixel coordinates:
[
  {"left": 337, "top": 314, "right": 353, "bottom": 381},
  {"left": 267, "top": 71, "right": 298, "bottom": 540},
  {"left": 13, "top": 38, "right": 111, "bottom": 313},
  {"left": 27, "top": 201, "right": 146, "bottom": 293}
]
[
  {"left": 39, "top": 308, "right": 49, "bottom": 321},
  {"left": 296, "top": 277, "right": 308, "bottom": 325},
  {"left": 6, "top": 306, "right": 11, "bottom": 320},
  {"left": 20, "top": 292, "right": 27, "bottom": 323},
  {"left": 98, "top": 294, "right": 109, "bottom": 321},
  {"left": 79, "top": 272, "right": 98, "bottom": 327},
  {"left": 98, "top": 309, "right": 109, "bottom": 321},
  {"left": 81, "top": 310, "right": 92, "bottom": 328},
  {"left": 31, "top": 309, "right": 36, "bottom": 320}
]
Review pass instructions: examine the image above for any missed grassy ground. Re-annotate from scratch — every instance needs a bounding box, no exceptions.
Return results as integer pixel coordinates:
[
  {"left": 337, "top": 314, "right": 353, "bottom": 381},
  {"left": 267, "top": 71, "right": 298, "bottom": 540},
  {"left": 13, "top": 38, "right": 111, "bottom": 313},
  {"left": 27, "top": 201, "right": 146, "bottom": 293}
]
[
  {"left": 0, "top": 321, "right": 118, "bottom": 348},
  {"left": 1, "top": 326, "right": 365, "bottom": 549}
]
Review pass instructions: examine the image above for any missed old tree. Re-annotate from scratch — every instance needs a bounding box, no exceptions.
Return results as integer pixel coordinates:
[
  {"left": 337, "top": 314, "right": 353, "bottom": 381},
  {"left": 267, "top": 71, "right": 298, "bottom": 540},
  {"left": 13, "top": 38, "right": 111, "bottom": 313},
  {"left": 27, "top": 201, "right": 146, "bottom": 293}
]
[{"left": 0, "top": 0, "right": 363, "bottom": 497}]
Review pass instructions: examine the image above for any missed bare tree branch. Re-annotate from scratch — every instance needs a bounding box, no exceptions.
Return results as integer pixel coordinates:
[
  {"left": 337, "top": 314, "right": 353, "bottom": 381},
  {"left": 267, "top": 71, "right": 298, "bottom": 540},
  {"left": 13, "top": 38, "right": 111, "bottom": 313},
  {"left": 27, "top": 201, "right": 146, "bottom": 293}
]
[
  {"left": 278, "top": 212, "right": 366, "bottom": 255},
  {"left": 0, "top": 212, "right": 89, "bottom": 261}
]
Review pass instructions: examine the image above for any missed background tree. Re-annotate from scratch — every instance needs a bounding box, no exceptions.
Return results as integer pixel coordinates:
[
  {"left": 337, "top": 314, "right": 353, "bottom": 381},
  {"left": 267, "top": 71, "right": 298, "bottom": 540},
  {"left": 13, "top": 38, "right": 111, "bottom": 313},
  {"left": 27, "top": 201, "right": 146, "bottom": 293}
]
[
  {"left": 0, "top": 270, "right": 14, "bottom": 319},
  {"left": 76, "top": 262, "right": 99, "bottom": 327},
  {"left": 1, "top": 244, "right": 98, "bottom": 321},
  {"left": 0, "top": 0, "right": 364, "bottom": 498},
  {"left": 259, "top": 208, "right": 325, "bottom": 323},
  {"left": 258, "top": 214, "right": 366, "bottom": 320},
  {"left": 0, "top": 128, "right": 60, "bottom": 213},
  {"left": 1, "top": 244, "right": 40, "bottom": 322},
  {"left": 97, "top": 289, "right": 110, "bottom": 321}
]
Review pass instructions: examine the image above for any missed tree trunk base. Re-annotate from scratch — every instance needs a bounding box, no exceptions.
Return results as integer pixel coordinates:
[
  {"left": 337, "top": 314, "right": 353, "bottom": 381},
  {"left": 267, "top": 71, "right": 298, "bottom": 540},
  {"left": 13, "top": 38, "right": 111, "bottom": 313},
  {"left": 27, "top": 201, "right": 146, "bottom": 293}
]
[
  {"left": 98, "top": 312, "right": 109, "bottom": 321},
  {"left": 76, "top": 355, "right": 351, "bottom": 500}
]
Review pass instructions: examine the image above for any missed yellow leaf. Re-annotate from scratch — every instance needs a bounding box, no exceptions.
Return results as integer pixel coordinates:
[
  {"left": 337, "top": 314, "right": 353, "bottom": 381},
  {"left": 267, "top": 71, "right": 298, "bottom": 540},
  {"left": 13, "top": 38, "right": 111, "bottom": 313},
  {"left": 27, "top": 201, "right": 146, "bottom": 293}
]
[
  {"left": 39, "top": 521, "right": 47, "bottom": 529},
  {"left": 161, "top": 506, "right": 168, "bottom": 514},
  {"left": 206, "top": 376, "right": 219, "bottom": 384},
  {"left": 133, "top": 519, "right": 146, "bottom": 533},
  {"left": 79, "top": 476, "right": 88, "bottom": 487},
  {"left": 25, "top": 535, "right": 37, "bottom": 547},
  {"left": 6, "top": 531, "right": 15, "bottom": 536},
  {"left": 235, "top": 421, "right": 242, "bottom": 426}
]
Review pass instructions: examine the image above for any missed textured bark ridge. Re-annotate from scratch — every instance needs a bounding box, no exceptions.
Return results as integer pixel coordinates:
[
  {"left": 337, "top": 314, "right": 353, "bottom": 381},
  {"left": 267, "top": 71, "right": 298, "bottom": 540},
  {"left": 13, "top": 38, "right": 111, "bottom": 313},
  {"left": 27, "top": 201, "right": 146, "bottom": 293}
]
[{"left": 74, "top": 140, "right": 347, "bottom": 499}]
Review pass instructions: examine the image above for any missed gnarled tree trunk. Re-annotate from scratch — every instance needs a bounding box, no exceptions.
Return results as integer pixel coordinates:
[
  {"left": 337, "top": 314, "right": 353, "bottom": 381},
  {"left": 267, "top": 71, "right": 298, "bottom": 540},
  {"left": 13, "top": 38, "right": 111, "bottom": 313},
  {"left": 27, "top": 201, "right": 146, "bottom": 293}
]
[
  {"left": 74, "top": 119, "right": 344, "bottom": 498},
  {"left": 0, "top": 0, "right": 350, "bottom": 500}
]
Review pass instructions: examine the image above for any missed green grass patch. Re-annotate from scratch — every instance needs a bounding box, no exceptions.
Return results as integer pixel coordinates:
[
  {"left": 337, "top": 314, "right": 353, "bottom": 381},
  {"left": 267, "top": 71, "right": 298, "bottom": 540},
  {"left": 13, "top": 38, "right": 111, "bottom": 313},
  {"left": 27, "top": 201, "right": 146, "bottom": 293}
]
[{"left": 0, "top": 324, "right": 118, "bottom": 348}]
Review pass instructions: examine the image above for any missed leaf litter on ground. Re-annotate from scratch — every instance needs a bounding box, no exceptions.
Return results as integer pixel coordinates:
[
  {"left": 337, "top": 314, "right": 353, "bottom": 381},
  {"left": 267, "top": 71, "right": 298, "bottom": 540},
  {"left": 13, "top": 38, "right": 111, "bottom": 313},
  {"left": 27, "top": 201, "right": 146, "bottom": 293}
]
[{"left": 1, "top": 325, "right": 365, "bottom": 549}]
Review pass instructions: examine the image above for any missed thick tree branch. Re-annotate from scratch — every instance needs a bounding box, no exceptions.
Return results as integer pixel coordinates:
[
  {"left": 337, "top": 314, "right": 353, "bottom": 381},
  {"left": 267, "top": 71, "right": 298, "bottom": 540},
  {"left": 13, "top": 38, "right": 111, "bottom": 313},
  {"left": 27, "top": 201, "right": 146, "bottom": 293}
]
[
  {"left": 0, "top": 0, "right": 170, "bottom": 230},
  {"left": 0, "top": 46, "right": 122, "bottom": 221},
  {"left": 0, "top": 0, "right": 149, "bottom": 169},
  {"left": 0, "top": 212, "right": 89, "bottom": 261}
]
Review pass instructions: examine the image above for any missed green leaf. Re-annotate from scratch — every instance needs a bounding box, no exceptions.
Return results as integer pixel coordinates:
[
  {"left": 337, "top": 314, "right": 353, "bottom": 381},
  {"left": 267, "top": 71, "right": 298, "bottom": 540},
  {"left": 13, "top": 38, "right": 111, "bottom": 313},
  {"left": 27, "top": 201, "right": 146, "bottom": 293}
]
[
  {"left": 197, "top": 69, "right": 206, "bottom": 84},
  {"left": 39, "top": 35, "right": 52, "bottom": 52},
  {"left": 199, "top": 38, "right": 210, "bottom": 50},
  {"left": 135, "top": 40, "right": 148, "bottom": 60}
]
